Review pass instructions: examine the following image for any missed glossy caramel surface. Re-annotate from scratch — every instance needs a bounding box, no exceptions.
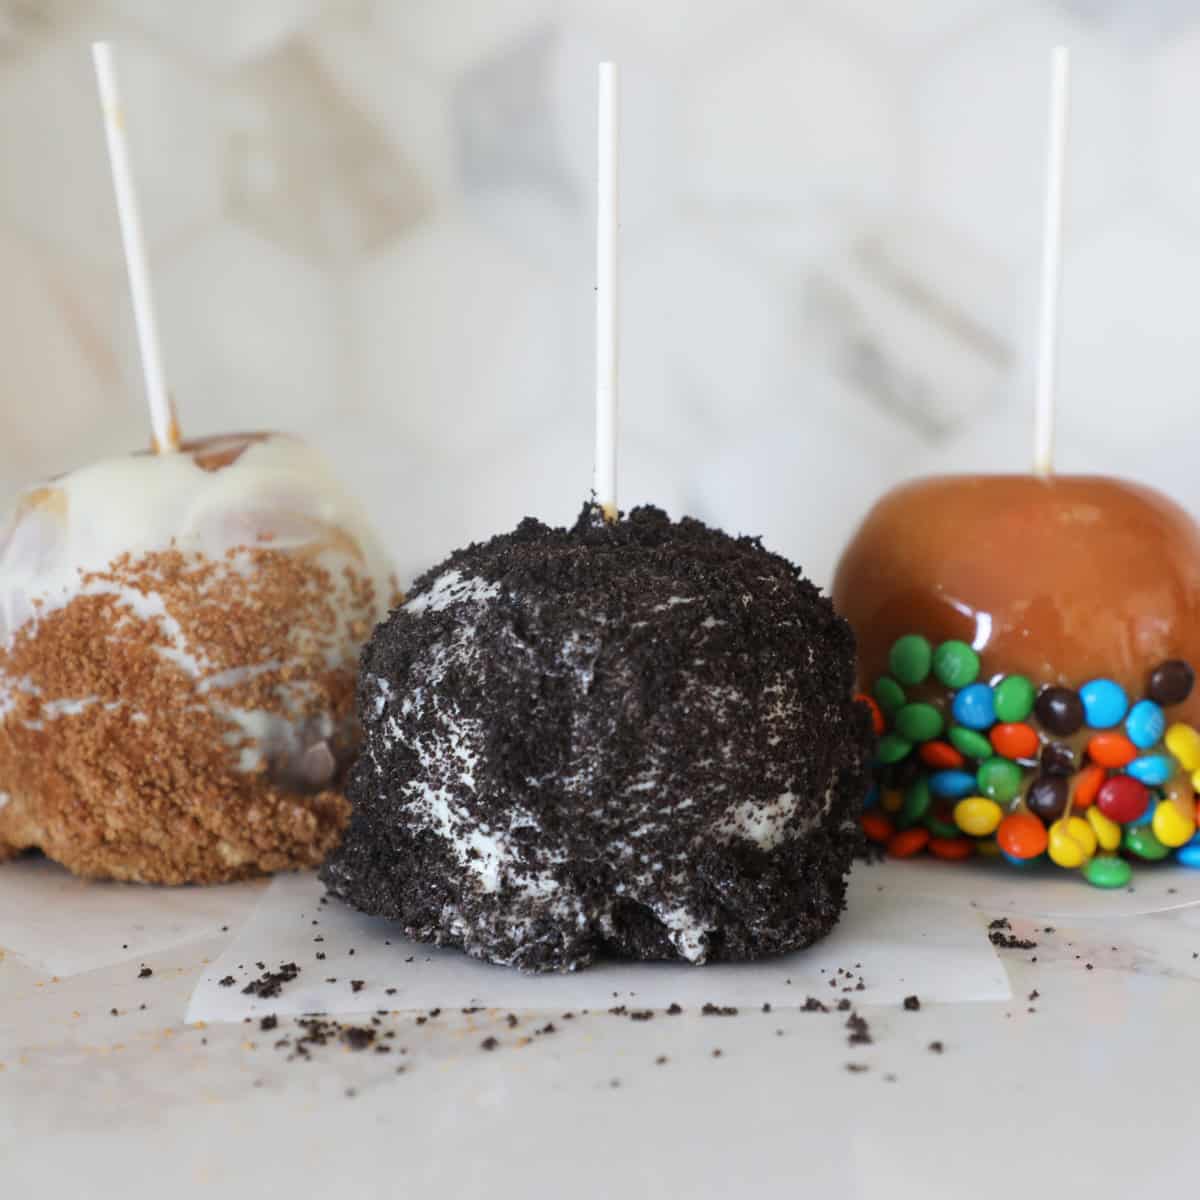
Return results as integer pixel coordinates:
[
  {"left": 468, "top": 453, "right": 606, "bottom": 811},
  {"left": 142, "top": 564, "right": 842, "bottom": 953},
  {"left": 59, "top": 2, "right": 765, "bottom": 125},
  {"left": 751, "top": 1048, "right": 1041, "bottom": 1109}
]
[{"left": 832, "top": 475, "right": 1200, "bottom": 725}]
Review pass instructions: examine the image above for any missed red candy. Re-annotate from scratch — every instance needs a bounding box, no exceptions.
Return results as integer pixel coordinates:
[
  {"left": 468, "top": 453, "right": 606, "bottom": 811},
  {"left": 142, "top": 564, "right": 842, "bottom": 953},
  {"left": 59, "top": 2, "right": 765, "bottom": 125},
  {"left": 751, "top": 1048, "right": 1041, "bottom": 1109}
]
[
  {"left": 920, "top": 740, "right": 965, "bottom": 770},
  {"left": 1095, "top": 775, "right": 1149, "bottom": 824},
  {"left": 1072, "top": 764, "right": 1105, "bottom": 810},
  {"left": 928, "top": 836, "right": 973, "bottom": 860},
  {"left": 887, "top": 828, "right": 930, "bottom": 858},
  {"left": 862, "top": 812, "right": 895, "bottom": 844},
  {"left": 997, "top": 812, "right": 1048, "bottom": 860},
  {"left": 989, "top": 722, "right": 1039, "bottom": 760},
  {"left": 1087, "top": 732, "right": 1137, "bottom": 768},
  {"left": 856, "top": 692, "right": 885, "bottom": 736}
]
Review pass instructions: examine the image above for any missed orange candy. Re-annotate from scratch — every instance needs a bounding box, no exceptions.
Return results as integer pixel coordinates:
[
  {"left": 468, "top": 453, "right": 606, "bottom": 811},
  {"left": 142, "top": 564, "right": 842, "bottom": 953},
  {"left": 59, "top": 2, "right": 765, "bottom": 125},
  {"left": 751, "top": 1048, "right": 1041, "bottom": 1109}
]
[
  {"left": 1087, "top": 732, "right": 1137, "bottom": 769},
  {"left": 887, "top": 827, "right": 930, "bottom": 858},
  {"left": 989, "top": 722, "right": 1040, "bottom": 760},
  {"left": 1072, "top": 763, "right": 1106, "bottom": 810},
  {"left": 920, "top": 740, "right": 965, "bottom": 770},
  {"left": 856, "top": 693, "right": 885, "bottom": 736},
  {"left": 928, "top": 836, "right": 974, "bottom": 860},
  {"left": 997, "top": 812, "right": 1048, "bottom": 860},
  {"left": 862, "top": 811, "right": 895, "bottom": 844}
]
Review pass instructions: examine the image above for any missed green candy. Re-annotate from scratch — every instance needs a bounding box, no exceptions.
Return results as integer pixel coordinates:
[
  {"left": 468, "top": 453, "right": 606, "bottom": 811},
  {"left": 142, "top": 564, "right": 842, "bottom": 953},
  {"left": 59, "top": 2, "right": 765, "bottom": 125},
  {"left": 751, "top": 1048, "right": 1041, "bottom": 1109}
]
[
  {"left": 894, "top": 702, "right": 944, "bottom": 743},
  {"left": 888, "top": 635, "right": 933, "bottom": 687},
  {"left": 873, "top": 676, "right": 907, "bottom": 717},
  {"left": 949, "top": 725, "right": 993, "bottom": 760},
  {"left": 1083, "top": 855, "right": 1133, "bottom": 889},
  {"left": 993, "top": 675, "right": 1035, "bottom": 723},
  {"left": 876, "top": 733, "right": 913, "bottom": 765},
  {"left": 924, "top": 814, "right": 960, "bottom": 839},
  {"left": 898, "top": 778, "right": 932, "bottom": 829},
  {"left": 932, "top": 640, "right": 980, "bottom": 689},
  {"left": 1123, "top": 824, "right": 1170, "bottom": 862},
  {"left": 976, "top": 756, "right": 1023, "bottom": 803}
]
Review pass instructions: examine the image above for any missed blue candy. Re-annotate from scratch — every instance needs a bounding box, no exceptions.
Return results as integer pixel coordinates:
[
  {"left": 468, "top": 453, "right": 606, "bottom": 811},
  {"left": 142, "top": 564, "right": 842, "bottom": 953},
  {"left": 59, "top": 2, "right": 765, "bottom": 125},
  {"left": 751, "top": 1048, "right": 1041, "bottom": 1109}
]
[
  {"left": 952, "top": 683, "right": 996, "bottom": 731},
  {"left": 1177, "top": 844, "right": 1200, "bottom": 869},
  {"left": 1125, "top": 699, "right": 1165, "bottom": 750},
  {"left": 1126, "top": 754, "right": 1174, "bottom": 787},
  {"left": 1080, "top": 678, "right": 1128, "bottom": 729},
  {"left": 1001, "top": 850, "right": 1038, "bottom": 869},
  {"left": 863, "top": 784, "right": 880, "bottom": 811},
  {"left": 928, "top": 770, "right": 977, "bottom": 800}
]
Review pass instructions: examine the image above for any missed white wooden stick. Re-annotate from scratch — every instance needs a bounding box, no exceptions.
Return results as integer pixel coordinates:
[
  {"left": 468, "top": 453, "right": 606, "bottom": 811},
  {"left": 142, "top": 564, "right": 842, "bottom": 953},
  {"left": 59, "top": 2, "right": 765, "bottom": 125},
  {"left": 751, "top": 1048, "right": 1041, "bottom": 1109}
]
[
  {"left": 594, "top": 61, "right": 619, "bottom": 521},
  {"left": 92, "top": 41, "right": 179, "bottom": 454},
  {"left": 1033, "top": 46, "right": 1070, "bottom": 478}
]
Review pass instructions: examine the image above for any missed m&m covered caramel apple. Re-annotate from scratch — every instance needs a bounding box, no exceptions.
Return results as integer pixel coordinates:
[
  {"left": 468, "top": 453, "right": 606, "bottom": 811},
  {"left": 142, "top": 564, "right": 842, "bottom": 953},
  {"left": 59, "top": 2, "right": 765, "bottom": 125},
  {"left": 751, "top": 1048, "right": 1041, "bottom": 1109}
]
[
  {"left": 833, "top": 475, "right": 1200, "bottom": 885},
  {"left": 0, "top": 433, "right": 397, "bottom": 883}
]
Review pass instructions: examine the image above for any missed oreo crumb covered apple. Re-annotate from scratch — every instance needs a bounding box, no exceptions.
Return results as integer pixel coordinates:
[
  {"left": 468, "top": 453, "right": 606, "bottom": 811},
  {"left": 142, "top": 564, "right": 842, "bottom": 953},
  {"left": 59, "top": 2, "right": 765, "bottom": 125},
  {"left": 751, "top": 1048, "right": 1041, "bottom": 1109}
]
[{"left": 322, "top": 504, "right": 872, "bottom": 972}]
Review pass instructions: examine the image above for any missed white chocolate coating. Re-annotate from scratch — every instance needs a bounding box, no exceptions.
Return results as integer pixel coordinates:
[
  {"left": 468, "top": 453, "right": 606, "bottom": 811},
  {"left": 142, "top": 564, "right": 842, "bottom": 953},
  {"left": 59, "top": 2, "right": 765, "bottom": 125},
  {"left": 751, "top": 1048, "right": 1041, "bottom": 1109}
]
[{"left": 0, "top": 433, "right": 395, "bottom": 787}]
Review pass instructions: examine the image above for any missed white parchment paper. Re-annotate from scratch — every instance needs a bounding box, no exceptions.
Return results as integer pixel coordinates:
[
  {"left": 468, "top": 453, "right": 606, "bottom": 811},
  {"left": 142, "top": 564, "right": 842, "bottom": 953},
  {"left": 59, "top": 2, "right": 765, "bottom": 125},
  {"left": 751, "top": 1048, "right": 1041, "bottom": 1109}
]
[
  {"left": 0, "top": 856, "right": 267, "bottom": 976},
  {"left": 185, "top": 867, "right": 1011, "bottom": 1023},
  {"left": 864, "top": 857, "right": 1200, "bottom": 919}
]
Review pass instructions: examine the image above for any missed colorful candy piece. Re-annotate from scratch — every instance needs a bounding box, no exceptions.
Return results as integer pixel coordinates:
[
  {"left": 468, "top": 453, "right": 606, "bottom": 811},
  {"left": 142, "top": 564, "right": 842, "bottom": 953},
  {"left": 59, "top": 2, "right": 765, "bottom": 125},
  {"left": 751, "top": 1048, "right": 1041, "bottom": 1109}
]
[
  {"left": 1071, "top": 763, "right": 1106, "bottom": 810},
  {"left": 881, "top": 789, "right": 904, "bottom": 814},
  {"left": 1147, "top": 659, "right": 1195, "bottom": 707},
  {"left": 923, "top": 809, "right": 961, "bottom": 839},
  {"left": 953, "top": 796, "right": 1003, "bottom": 837},
  {"left": 889, "top": 635, "right": 932, "bottom": 687},
  {"left": 861, "top": 812, "right": 894, "bottom": 844},
  {"left": 928, "top": 836, "right": 973, "bottom": 860},
  {"left": 1125, "top": 754, "right": 1174, "bottom": 787},
  {"left": 1125, "top": 699, "right": 1165, "bottom": 750},
  {"left": 989, "top": 722, "right": 1040, "bottom": 760},
  {"left": 873, "top": 675, "right": 906, "bottom": 717},
  {"left": 887, "top": 827, "right": 930, "bottom": 858},
  {"left": 932, "top": 640, "right": 980, "bottom": 689},
  {"left": 1087, "top": 732, "right": 1137, "bottom": 769},
  {"left": 1040, "top": 742, "right": 1075, "bottom": 775},
  {"left": 1151, "top": 798, "right": 1196, "bottom": 848},
  {"left": 1085, "top": 806, "right": 1122, "bottom": 852},
  {"left": 1026, "top": 775, "right": 1068, "bottom": 822},
  {"left": 1034, "top": 686, "right": 1085, "bottom": 736},
  {"left": 928, "top": 769, "right": 978, "bottom": 800},
  {"left": 976, "top": 756, "right": 1023, "bottom": 803},
  {"left": 997, "top": 812, "right": 1048, "bottom": 860},
  {"left": 1165, "top": 722, "right": 1200, "bottom": 772},
  {"left": 1095, "top": 775, "right": 1149, "bottom": 824},
  {"left": 1123, "top": 823, "right": 1170, "bottom": 861},
  {"left": 1079, "top": 679, "right": 1129, "bottom": 729},
  {"left": 856, "top": 692, "right": 885, "bottom": 736},
  {"left": 876, "top": 733, "right": 912, "bottom": 765},
  {"left": 899, "top": 779, "right": 932, "bottom": 828},
  {"left": 1047, "top": 817, "right": 1097, "bottom": 869},
  {"left": 949, "top": 725, "right": 993, "bottom": 760},
  {"left": 920, "top": 740, "right": 965, "bottom": 770},
  {"left": 1176, "top": 844, "right": 1200, "bottom": 868},
  {"left": 1083, "top": 855, "right": 1132, "bottom": 889},
  {"left": 952, "top": 683, "right": 995, "bottom": 731},
  {"left": 863, "top": 784, "right": 880, "bottom": 811},
  {"left": 993, "top": 675, "right": 1035, "bottom": 723},
  {"left": 895, "top": 702, "right": 944, "bottom": 743}
]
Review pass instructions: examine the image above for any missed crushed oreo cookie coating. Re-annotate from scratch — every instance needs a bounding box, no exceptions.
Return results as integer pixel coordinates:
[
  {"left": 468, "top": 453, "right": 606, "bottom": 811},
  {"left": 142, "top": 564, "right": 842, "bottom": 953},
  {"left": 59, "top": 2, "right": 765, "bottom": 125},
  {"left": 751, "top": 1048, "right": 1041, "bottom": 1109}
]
[{"left": 322, "top": 504, "right": 871, "bottom": 972}]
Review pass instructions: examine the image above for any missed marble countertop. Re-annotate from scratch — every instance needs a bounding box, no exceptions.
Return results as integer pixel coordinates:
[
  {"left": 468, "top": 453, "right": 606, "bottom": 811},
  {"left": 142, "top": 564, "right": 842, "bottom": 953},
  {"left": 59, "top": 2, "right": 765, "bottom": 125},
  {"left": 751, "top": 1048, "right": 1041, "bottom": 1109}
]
[{"left": 2, "top": 886, "right": 1198, "bottom": 1199}]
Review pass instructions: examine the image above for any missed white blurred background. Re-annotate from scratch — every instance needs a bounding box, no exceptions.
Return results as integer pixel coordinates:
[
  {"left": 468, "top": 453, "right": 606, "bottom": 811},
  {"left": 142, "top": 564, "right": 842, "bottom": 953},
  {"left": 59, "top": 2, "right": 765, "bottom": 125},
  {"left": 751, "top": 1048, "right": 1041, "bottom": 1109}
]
[{"left": 2, "top": 0, "right": 1198, "bottom": 591}]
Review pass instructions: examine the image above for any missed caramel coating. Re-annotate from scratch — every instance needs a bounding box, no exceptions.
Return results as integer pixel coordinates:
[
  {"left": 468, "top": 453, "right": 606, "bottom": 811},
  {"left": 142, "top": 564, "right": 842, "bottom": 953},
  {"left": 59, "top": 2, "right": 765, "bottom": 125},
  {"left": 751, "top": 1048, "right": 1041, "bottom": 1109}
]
[{"left": 832, "top": 475, "right": 1200, "bottom": 726}]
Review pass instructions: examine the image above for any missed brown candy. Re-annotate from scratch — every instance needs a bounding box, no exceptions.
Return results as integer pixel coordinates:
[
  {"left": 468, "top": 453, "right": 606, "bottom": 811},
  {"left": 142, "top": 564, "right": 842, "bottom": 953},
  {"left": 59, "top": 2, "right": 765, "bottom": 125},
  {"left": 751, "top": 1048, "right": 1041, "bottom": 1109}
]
[{"left": 833, "top": 475, "right": 1200, "bottom": 727}]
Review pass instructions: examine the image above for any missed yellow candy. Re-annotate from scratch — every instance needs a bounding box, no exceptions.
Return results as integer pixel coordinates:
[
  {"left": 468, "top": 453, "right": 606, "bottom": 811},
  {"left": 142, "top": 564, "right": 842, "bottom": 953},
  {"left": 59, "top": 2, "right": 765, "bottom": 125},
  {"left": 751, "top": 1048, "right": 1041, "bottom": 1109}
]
[
  {"left": 1048, "top": 817, "right": 1097, "bottom": 869},
  {"left": 953, "top": 796, "right": 1002, "bottom": 837},
  {"left": 1086, "top": 806, "right": 1122, "bottom": 852},
  {"left": 1165, "top": 723, "right": 1200, "bottom": 772},
  {"left": 881, "top": 789, "right": 904, "bottom": 814},
  {"left": 1192, "top": 767, "right": 1200, "bottom": 793},
  {"left": 1152, "top": 799, "right": 1196, "bottom": 848}
]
